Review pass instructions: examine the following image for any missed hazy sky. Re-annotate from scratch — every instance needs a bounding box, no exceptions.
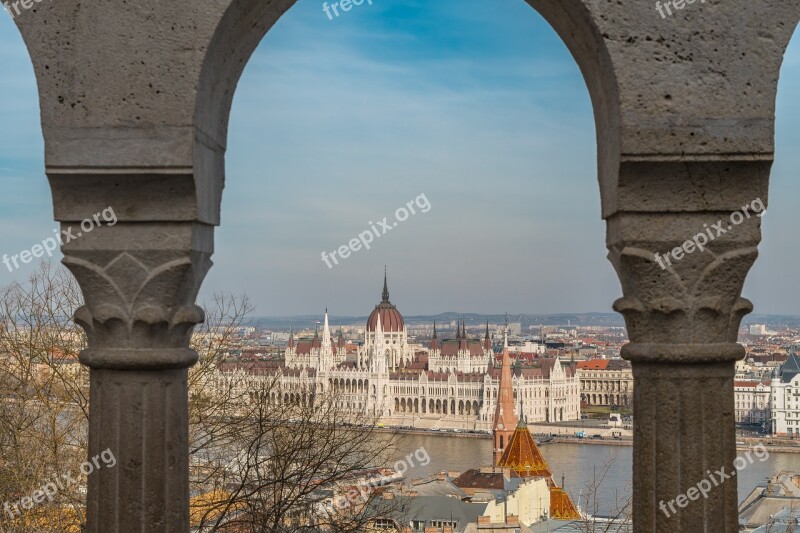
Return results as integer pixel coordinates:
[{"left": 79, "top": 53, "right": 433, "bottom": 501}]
[{"left": 1, "top": 1, "right": 799, "bottom": 317}]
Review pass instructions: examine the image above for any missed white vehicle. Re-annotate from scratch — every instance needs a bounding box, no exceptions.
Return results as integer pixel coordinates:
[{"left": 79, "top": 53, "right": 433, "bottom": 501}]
[{"left": 608, "top": 413, "right": 623, "bottom": 428}]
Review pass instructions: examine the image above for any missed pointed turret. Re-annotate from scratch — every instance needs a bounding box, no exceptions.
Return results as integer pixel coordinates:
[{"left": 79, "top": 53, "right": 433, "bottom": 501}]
[
  {"left": 337, "top": 327, "right": 345, "bottom": 350},
  {"left": 312, "top": 322, "right": 320, "bottom": 348},
  {"left": 459, "top": 320, "right": 468, "bottom": 351},
  {"left": 382, "top": 266, "right": 390, "bottom": 303},
  {"left": 497, "top": 392, "right": 581, "bottom": 520},
  {"left": 288, "top": 326, "right": 295, "bottom": 350},
  {"left": 322, "top": 309, "right": 331, "bottom": 348},
  {"left": 431, "top": 321, "right": 439, "bottom": 351},
  {"left": 319, "top": 309, "right": 334, "bottom": 369},
  {"left": 493, "top": 329, "right": 517, "bottom": 466},
  {"left": 484, "top": 321, "right": 491, "bottom": 351}
]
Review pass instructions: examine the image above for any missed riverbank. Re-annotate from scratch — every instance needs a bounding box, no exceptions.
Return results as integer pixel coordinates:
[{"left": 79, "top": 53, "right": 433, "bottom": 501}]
[{"left": 375, "top": 426, "right": 800, "bottom": 453}]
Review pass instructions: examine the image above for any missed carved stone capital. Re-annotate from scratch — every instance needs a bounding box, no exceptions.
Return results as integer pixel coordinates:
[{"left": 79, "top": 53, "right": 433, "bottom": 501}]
[
  {"left": 607, "top": 209, "right": 762, "bottom": 347},
  {"left": 61, "top": 222, "right": 213, "bottom": 370}
]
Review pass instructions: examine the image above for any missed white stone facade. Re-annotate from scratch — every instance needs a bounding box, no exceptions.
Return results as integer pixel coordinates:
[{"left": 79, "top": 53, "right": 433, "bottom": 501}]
[
  {"left": 769, "top": 354, "right": 800, "bottom": 437},
  {"left": 733, "top": 380, "right": 770, "bottom": 425},
  {"left": 219, "top": 282, "right": 580, "bottom": 429}
]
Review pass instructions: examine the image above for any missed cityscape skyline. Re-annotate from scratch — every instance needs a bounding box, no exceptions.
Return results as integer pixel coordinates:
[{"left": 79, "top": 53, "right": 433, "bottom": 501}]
[{"left": 2, "top": 1, "right": 800, "bottom": 317}]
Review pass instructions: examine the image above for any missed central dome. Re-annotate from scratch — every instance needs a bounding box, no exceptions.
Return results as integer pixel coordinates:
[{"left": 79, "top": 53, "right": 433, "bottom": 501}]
[{"left": 366, "top": 273, "right": 404, "bottom": 332}]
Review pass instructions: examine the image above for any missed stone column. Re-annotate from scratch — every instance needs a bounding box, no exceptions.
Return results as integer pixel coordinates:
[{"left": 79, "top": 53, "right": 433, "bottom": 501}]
[
  {"left": 61, "top": 219, "right": 212, "bottom": 533},
  {"left": 608, "top": 163, "right": 766, "bottom": 532}
]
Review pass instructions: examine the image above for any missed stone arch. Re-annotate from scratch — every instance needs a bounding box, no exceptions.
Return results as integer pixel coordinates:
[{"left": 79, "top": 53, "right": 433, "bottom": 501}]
[{"left": 10, "top": 2, "right": 800, "bottom": 531}]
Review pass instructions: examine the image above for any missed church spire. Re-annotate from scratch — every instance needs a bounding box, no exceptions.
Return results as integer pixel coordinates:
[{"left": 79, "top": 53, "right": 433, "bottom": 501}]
[
  {"left": 318, "top": 309, "right": 333, "bottom": 369},
  {"left": 322, "top": 308, "right": 331, "bottom": 348},
  {"left": 493, "top": 328, "right": 517, "bottom": 466},
  {"left": 381, "top": 266, "right": 390, "bottom": 303},
  {"left": 484, "top": 320, "right": 491, "bottom": 351},
  {"left": 431, "top": 321, "right": 438, "bottom": 351}
]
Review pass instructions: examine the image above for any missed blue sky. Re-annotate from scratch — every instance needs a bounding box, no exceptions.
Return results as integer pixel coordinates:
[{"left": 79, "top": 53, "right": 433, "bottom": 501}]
[{"left": 1, "top": 1, "right": 799, "bottom": 317}]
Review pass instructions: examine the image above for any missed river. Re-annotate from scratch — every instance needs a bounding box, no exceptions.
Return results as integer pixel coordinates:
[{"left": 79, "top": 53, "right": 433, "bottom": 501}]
[{"left": 388, "top": 434, "right": 800, "bottom": 516}]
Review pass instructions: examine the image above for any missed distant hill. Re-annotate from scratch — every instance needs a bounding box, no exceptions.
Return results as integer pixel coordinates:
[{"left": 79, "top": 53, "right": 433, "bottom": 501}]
[
  {"left": 246, "top": 312, "right": 627, "bottom": 330},
  {"left": 243, "top": 312, "right": 800, "bottom": 331}
]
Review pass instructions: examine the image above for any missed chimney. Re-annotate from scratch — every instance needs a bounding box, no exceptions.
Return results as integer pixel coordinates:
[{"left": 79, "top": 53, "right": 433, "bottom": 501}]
[
  {"left": 506, "top": 515, "right": 519, "bottom": 525},
  {"left": 477, "top": 516, "right": 492, "bottom": 524}
]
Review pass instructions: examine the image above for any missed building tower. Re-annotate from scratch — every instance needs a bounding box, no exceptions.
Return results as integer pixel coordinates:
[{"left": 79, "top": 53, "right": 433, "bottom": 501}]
[
  {"left": 318, "top": 309, "right": 333, "bottom": 370},
  {"left": 493, "top": 330, "right": 516, "bottom": 466}
]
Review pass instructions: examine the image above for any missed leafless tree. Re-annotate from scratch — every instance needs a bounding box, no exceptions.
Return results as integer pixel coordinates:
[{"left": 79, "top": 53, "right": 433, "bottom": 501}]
[
  {"left": 0, "top": 263, "right": 89, "bottom": 533},
  {"left": 572, "top": 458, "right": 632, "bottom": 533},
  {"left": 0, "top": 262, "right": 403, "bottom": 532},
  {"left": 188, "top": 296, "right": 403, "bottom": 532}
]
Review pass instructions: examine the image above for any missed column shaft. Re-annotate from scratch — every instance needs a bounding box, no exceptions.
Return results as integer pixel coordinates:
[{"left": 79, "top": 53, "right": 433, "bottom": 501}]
[
  {"left": 632, "top": 361, "right": 738, "bottom": 532},
  {"left": 86, "top": 369, "right": 190, "bottom": 533}
]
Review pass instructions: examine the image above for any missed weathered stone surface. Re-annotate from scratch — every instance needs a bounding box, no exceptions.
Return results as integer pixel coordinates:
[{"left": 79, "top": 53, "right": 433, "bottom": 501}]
[{"left": 9, "top": 1, "right": 800, "bottom": 531}]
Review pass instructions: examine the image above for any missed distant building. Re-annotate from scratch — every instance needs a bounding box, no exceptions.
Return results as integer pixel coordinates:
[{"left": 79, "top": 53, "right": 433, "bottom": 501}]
[
  {"left": 739, "top": 471, "right": 800, "bottom": 530},
  {"left": 749, "top": 324, "right": 768, "bottom": 336},
  {"left": 733, "top": 380, "right": 770, "bottom": 424},
  {"left": 217, "top": 274, "right": 581, "bottom": 429},
  {"left": 769, "top": 353, "right": 800, "bottom": 437},
  {"left": 491, "top": 342, "right": 580, "bottom": 521},
  {"left": 575, "top": 359, "right": 633, "bottom": 408}
]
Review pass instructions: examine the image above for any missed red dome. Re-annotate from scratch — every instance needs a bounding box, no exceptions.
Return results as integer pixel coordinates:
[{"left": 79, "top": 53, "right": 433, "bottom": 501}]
[
  {"left": 367, "top": 304, "right": 405, "bottom": 332},
  {"left": 366, "top": 273, "right": 404, "bottom": 332}
]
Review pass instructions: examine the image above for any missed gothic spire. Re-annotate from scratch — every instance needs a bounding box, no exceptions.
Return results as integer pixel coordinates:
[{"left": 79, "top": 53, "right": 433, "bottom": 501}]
[
  {"left": 381, "top": 266, "right": 390, "bottom": 303},
  {"left": 322, "top": 308, "right": 331, "bottom": 348}
]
